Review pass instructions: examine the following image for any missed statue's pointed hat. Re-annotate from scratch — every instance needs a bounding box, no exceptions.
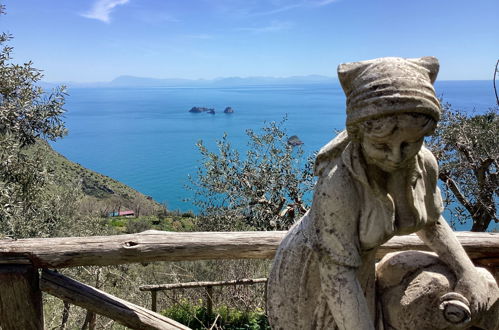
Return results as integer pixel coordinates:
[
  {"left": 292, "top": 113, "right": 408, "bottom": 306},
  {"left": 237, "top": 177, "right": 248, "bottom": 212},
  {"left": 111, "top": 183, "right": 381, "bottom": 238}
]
[{"left": 338, "top": 56, "right": 441, "bottom": 126}]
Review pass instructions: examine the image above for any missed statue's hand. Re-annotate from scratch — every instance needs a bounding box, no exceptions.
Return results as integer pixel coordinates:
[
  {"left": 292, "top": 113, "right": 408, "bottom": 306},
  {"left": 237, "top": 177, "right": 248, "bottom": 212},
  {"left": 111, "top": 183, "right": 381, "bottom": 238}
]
[{"left": 454, "top": 271, "right": 491, "bottom": 315}]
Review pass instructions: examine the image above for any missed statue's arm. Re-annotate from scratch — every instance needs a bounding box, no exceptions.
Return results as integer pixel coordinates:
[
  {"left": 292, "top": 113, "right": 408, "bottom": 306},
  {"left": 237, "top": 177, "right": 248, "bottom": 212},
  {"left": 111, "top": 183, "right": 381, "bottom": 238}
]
[
  {"left": 417, "top": 217, "right": 475, "bottom": 277},
  {"left": 319, "top": 259, "right": 375, "bottom": 330},
  {"left": 417, "top": 217, "right": 489, "bottom": 313},
  {"left": 416, "top": 148, "right": 489, "bottom": 312}
]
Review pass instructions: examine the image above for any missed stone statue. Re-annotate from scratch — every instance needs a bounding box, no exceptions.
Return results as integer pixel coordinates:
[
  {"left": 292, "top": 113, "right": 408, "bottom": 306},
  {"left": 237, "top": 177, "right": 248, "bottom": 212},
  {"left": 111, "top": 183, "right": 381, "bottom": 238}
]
[{"left": 267, "top": 57, "right": 499, "bottom": 330}]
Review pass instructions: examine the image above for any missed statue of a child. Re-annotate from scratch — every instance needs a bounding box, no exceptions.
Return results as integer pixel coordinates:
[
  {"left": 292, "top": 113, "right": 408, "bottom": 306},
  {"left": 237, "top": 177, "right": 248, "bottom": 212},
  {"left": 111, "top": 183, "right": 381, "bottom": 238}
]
[{"left": 267, "top": 57, "right": 498, "bottom": 330}]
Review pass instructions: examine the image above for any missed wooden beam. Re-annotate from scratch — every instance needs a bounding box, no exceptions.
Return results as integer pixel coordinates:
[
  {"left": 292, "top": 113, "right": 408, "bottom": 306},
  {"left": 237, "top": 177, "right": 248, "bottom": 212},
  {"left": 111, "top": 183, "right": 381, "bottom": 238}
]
[
  {"left": 40, "top": 269, "right": 190, "bottom": 330},
  {"left": 0, "top": 231, "right": 497, "bottom": 269},
  {"left": 0, "top": 230, "right": 283, "bottom": 268},
  {"left": 0, "top": 265, "right": 43, "bottom": 330},
  {"left": 139, "top": 278, "right": 268, "bottom": 291}
]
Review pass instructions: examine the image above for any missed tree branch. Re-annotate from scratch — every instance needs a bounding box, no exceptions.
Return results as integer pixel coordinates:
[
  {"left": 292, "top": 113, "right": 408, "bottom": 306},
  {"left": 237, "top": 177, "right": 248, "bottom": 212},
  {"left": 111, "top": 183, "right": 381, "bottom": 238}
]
[
  {"left": 293, "top": 196, "right": 308, "bottom": 214},
  {"left": 456, "top": 142, "right": 477, "bottom": 166},
  {"left": 439, "top": 171, "right": 476, "bottom": 216},
  {"left": 475, "top": 157, "right": 494, "bottom": 190},
  {"left": 494, "top": 59, "right": 499, "bottom": 106},
  {"left": 476, "top": 158, "right": 498, "bottom": 223}
]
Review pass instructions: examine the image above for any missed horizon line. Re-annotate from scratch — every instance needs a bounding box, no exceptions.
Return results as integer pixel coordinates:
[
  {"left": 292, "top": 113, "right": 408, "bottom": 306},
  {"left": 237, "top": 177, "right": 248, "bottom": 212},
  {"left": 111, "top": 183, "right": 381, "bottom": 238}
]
[{"left": 41, "top": 75, "right": 494, "bottom": 85}]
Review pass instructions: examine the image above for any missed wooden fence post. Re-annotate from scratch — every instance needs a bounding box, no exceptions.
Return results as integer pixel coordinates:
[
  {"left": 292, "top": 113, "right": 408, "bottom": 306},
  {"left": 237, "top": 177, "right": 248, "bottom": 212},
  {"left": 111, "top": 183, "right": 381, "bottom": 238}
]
[
  {"left": 151, "top": 290, "right": 158, "bottom": 312},
  {"left": 60, "top": 301, "right": 71, "bottom": 330},
  {"left": 0, "top": 264, "right": 43, "bottom": 330},
  {"left": 206, "top": 286, "right": 213, "bottom": 316},
  {"left": 264, "top": 281, "right": 268, "bottom": 313},
  {"left": 82, "top": 310, "right": 96, "bottom": 330}
]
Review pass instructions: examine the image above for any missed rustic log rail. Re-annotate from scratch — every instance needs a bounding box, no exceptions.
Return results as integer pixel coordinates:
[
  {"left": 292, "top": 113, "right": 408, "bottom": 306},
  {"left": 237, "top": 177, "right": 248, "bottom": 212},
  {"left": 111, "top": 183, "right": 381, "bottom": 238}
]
[
  {"left": 0, "top": 230, "right": 497, "bottom": 329},
  {"left": 40, "top": 269, "right": 189, "bottom": 330},
  {"left": 139, "top": 278, "right": 268, "bottom": 313},
  {"left": 1, "top": 230, "right": 498, "bottom": 268}
]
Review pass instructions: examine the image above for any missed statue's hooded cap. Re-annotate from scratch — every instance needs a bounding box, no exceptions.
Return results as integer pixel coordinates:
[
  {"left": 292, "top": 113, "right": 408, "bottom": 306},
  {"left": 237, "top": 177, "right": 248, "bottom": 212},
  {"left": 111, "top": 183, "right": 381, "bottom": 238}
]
[
  {"left": 338, "top": 56, "right": 441, "bottom": 127},
  {"left": 315, "top": 57, "right": 441, "bottom": 176}
]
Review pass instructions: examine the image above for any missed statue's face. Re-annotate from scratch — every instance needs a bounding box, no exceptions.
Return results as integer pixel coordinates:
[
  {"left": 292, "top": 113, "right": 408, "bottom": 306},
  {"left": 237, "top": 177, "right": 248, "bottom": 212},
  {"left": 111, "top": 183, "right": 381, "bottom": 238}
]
[{"left": 360, "top": 115, "right": 428, "bottom": 173}]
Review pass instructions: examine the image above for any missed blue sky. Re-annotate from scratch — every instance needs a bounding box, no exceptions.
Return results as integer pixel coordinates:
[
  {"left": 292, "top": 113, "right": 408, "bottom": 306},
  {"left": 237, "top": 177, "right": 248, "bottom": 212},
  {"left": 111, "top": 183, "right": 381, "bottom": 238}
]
[{"left": 1, "top": 0, "right": 498, "bottom": 82}]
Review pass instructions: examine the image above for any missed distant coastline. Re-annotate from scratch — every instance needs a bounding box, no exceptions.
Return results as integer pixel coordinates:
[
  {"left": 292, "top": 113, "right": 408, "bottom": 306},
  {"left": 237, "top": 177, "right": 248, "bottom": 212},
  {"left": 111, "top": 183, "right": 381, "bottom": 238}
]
[
  {"left": 40, "top": 76, "right": 494, "bottom": 91},
  {"left": 40, "top": 75, "right": 340, "bottom": 89}
]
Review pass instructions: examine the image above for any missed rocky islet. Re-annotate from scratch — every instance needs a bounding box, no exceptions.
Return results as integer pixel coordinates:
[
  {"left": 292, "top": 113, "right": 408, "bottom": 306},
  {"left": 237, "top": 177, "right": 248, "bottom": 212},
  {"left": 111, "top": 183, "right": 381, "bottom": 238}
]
[{"left": 188, "top": 106, "right": 235, "bottom": 114}]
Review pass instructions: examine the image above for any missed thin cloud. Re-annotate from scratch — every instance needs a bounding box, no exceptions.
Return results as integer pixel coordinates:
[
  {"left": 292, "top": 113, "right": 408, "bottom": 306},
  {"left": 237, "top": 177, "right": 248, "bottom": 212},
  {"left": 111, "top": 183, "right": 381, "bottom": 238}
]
[
  {"left": 311, "top": 0, "right": 339, "bottom": 6},
  {"left": 239, "top": 21, "right": 293, "bottom": 33},
  {"left": 246, "top": 0, "right": 340, "bottom": 16},
  {"left": 81, "top": 0, "right": 130, "bottom": 23},
  {"left": 251, "top": 3, "right": 302, "bottom": 16}
]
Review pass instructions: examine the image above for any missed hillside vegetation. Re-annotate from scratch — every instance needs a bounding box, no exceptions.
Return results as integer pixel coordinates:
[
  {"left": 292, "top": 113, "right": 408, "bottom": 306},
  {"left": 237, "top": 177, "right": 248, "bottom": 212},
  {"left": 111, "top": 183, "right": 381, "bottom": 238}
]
[{"left": 27, "top": 140, "right": 163, "bottom": 218}]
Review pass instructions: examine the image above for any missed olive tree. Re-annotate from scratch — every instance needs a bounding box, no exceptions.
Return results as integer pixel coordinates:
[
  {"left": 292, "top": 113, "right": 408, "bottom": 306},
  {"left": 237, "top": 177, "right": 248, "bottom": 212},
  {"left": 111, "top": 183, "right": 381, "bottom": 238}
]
[
  {"left": 427, "top": 103, "right": 498, "bottom": 231},
  {"left": 188, "top": 118, "right": 315, "bottom": 231},
  {"left": 0, "top": 6, "right": 69, "bottom": 238}
]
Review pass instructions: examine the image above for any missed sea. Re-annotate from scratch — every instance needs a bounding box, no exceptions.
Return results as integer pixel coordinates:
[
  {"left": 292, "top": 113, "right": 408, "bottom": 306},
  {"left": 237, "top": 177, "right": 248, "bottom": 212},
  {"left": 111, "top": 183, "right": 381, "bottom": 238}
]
[{"left": 51, "top": 80, "right": 496, "bottom": 230}]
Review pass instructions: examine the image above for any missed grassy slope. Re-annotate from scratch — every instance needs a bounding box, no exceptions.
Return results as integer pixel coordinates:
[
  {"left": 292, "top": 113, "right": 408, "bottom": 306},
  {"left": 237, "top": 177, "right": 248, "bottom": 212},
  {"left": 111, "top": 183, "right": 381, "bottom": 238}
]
[{"left": 32, "top": 140, "right": 162, "bottom": 211}]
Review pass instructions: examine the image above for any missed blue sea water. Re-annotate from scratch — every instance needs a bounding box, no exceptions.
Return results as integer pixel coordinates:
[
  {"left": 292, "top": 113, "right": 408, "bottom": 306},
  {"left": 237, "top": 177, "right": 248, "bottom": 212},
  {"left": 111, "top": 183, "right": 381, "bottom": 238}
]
[{"left": 51, "top": 80, "right": 496, "bottom": 229}]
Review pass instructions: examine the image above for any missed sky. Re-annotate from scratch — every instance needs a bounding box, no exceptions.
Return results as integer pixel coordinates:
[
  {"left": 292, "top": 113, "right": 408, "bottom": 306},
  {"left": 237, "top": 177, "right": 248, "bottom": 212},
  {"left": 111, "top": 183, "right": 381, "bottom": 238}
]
[{"left": 1, "top": 0, "right": 498, "bottom": 82}]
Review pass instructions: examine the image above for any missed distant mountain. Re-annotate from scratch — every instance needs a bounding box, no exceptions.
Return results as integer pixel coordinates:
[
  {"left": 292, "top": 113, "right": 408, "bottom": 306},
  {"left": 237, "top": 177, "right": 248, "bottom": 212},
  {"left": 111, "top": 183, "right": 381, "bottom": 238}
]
[
  {"left": 109, "top": 75, "right": 209, "bottom": 87},
  {"left": 41, "top": 75, "right": 338, "bottom": 89},
  {"left": 212, "top": 75, "right": 337, "bottom": 86}
]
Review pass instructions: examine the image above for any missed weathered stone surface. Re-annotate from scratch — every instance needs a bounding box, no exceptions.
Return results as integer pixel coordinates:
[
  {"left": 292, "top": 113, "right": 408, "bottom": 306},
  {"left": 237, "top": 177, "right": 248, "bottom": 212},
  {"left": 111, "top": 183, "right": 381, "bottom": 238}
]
[
  {"left": 377, "top": 251, "right": 499, "bottom": 330},
  {"left": 267, "top": 57, "right": 498, "bottom": 330}
]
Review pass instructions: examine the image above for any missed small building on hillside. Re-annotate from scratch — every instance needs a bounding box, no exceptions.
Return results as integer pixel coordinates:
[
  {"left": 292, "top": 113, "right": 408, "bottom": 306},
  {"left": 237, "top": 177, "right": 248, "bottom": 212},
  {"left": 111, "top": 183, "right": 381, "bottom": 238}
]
[{"left": 108, "top": 210, "right": 135, "bottom": 217}]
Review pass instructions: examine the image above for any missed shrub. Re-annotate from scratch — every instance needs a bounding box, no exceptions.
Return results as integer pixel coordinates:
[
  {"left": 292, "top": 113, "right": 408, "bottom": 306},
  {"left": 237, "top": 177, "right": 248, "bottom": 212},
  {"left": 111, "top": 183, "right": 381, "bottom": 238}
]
[
  {"left": 161, "top": 301, "right": 270, "bottom": 330},
  {"left": 188, "top": 118, "right": 315, "bottom": 231},
  {"left": 125, "top": 217, "right": 153, "bottom": 233}
]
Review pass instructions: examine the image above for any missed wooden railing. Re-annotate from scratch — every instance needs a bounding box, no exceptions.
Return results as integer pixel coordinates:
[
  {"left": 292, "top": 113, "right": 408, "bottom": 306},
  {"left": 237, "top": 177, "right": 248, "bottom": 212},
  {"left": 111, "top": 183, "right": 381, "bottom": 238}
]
[
  {"left": 0, "top": 230, "right": 498, "bottom": 329},
  {"left": 139, "top": 278, "right": 268, "bottom": 313}
]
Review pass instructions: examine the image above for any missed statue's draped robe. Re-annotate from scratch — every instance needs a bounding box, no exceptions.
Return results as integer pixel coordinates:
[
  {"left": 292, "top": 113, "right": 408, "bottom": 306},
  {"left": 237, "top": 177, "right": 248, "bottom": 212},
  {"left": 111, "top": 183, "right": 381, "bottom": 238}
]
[{"left": 267, "top": 133, "right": 443, "bottom": 330}]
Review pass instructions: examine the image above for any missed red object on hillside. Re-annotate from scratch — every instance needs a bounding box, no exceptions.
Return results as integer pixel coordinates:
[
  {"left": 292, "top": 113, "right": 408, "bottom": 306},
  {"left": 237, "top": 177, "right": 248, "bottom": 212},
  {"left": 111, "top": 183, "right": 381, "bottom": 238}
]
[{"left": 118, "top": 210, "right": 135, "bottom": 217}]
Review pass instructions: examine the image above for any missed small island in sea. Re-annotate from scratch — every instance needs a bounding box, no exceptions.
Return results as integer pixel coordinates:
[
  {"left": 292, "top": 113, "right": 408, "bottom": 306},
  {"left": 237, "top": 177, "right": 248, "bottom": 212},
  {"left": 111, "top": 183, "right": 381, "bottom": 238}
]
[
  {"left": 189, "top": 106, "right": 235, "bottom": 114},
  {"left": 189, "top": 106, "right": 215, "bottom": 113},
  {"left": 287, "top": 135, "right": 304, "bottom": 146}
]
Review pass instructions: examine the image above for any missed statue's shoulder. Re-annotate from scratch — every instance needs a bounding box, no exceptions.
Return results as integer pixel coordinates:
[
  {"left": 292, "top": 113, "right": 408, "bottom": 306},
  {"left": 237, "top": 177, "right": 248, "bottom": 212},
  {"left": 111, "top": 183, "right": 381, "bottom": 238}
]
[
  {"left": 313, "top": 151, "right": 358, "bottom": 211},
  {"left": 419, "top": 145, "right": 439, "bottom": 180},
  {"left": 318, "top": 155, "right": 351, "bottom": 182},
  {"left": 314, "top": 130, "right": 350, "bottom": 177},
  {"left": 419, "top": 145, "right": 438, "bottom": 167}
]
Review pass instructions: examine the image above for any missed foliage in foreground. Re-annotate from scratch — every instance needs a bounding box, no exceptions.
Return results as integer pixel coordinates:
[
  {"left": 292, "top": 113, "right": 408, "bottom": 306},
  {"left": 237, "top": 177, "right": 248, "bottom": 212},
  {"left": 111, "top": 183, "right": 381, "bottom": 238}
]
[
  {"left": 427, "top": 104, "right": 498, "bottom": 231},
  {"left": 162, "top": 301, "right": 270, "bottom": 330},
  {"left": 0, "top": 6, "right": 71, "bottom": 238},
  {"left": 188, "top": 118, "right": 315, "bottom": 231}
]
